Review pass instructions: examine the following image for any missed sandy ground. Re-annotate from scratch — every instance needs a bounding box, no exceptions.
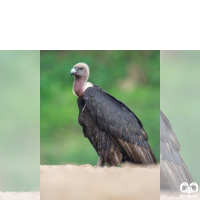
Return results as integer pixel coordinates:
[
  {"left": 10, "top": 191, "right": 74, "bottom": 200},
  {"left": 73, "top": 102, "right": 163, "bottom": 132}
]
[
  {"left": 41, "top": 163, "right": 160, "bottom": 200},
  {"left": 2, "top": 164, "right": 199, "bottom": 200},
  {"left": 0, "top": 192, "right": 40, "bottom": 200}
]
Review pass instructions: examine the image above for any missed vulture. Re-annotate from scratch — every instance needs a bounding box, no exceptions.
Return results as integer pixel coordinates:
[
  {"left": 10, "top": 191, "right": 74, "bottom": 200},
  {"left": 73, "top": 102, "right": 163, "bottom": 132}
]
[
  {"left": 160, "top": 110, "right": 193, "bottom": 192},
  {"left": 70, "top": 63, "right": 157, "bottom": 166}
]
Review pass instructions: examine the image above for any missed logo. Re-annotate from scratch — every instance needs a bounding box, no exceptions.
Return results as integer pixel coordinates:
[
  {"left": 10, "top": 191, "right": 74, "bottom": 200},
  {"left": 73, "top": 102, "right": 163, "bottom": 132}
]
[{"left": 180, "top": 182, "right": 198, "bottom": 199}]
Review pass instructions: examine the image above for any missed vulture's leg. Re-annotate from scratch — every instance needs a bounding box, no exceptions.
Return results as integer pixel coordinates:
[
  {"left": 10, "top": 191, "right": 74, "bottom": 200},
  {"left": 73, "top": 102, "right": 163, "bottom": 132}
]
[{"left": 96, "top": 156, "right": 105, "bottom": 167}]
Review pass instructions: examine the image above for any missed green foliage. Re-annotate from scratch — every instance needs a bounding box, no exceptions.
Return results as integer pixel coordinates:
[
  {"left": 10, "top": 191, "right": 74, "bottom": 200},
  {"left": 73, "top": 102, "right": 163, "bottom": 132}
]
[{"left": 40, "top": 50, "right": 160, "bottom": 165}]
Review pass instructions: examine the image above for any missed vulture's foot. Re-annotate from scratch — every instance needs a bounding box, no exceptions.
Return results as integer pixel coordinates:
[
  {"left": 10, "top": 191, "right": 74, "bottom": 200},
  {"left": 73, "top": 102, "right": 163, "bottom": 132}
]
[{"left": 96, "top": 156, "right": 105, "bottom": 167}]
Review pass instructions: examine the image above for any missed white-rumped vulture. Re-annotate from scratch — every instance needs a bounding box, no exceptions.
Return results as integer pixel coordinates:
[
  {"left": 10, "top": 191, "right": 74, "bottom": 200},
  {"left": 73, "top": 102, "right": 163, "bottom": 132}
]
[
  {"left": 160, "top": 110, "right": 193, "bottom": 192},
  {"left": 71, "top": 63, "right": 157, "bottom": 166}
]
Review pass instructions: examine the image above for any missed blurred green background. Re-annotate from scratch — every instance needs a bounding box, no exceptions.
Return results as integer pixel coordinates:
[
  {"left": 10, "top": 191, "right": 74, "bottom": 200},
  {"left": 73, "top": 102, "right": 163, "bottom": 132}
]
[
  {"left": 0, "top": 51, "right": 40, "bottom": 191},
  {"left": 40, "top": 50, "right": 160, "bottom": 165},
  {"left": 161, "top": 50, "right": 200, "bottom": 185}
]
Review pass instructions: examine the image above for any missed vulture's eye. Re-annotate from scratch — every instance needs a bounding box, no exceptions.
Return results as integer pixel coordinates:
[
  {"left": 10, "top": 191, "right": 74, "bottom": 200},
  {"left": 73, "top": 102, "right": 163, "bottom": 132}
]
[{"left": 80, "top": 68, "right": 83, "bottom": 70}]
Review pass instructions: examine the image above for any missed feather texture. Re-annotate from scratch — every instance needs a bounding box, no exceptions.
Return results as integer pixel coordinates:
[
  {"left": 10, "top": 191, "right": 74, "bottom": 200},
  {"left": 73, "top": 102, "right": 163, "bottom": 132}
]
[
  {"left": 77, "top": 85, "right": 157, "bottom": 166},
  {"left": 160, "top": 110, "right": 193, "bottom": 192}
]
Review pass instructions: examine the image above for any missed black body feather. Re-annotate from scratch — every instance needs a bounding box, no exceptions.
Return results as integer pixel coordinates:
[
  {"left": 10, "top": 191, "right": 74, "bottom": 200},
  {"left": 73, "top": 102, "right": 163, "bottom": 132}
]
[
  {"left": 160, "top": 110, "right": 193, "bottom": 192},
  {"left": 77, "top": 85, "right": 157, "bottom": 166}
]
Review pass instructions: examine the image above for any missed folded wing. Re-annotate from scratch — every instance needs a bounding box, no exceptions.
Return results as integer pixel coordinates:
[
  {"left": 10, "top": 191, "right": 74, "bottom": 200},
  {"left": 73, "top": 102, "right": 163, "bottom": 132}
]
[
  {"left": 82, "top": 85, "right": 157, "bottom": 164},
  {"left": 160, "top": 110, "right": 193, "bottom": 192}
]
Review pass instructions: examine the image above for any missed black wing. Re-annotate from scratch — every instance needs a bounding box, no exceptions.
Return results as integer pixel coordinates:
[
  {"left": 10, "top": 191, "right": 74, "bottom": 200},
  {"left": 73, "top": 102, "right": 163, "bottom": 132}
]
[
  {"left": 160, "top": 110, "right": 193, "bottom": 192},
  {"left": 82, "top": 85, "right": 157, "bottom": 164}
]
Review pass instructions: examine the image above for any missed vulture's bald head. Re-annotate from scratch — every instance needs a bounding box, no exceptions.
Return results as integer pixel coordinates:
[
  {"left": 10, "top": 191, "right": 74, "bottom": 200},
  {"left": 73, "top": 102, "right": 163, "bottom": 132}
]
[
  {"left": 71, "top": 63, "right": 89, "bottom": 81},
  {"left": 71, "top": 63, "right": 93, "bottom": 98}
]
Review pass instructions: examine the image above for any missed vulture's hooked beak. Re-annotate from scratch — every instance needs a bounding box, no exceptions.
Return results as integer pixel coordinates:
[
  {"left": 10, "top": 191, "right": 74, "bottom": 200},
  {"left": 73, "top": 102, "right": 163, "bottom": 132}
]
[{"left": 71, "top": 67, "right": 78, "bottom": 76}]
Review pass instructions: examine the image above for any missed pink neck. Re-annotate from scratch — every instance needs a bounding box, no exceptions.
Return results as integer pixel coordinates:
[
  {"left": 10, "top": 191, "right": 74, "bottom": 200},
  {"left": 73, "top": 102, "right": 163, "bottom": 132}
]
[{"left": 73, "top": 77, "right": 86, "bottom": 98}]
